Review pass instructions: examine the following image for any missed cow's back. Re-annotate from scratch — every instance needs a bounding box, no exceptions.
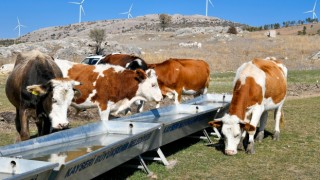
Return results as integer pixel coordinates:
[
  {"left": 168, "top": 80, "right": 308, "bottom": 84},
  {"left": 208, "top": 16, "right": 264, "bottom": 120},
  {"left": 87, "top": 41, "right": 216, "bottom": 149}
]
[
  {"left": 102, "top": 54, "right": 148, "bottom": 70},
  {"left": 174, "top": 59, "right": 210, "bottom": 90},
  {"left": 6, "top": 50, "right": 62, "bottom": 108},
  {"left": 252, "top": 58, "right": 287, "bottom": 103}
]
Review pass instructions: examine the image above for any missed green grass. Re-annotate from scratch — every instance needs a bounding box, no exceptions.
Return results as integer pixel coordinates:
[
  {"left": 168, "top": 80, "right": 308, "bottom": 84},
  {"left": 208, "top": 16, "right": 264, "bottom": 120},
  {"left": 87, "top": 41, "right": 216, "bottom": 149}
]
[{"left": 287, "top": 69, "right": 320, "bottom": 84}]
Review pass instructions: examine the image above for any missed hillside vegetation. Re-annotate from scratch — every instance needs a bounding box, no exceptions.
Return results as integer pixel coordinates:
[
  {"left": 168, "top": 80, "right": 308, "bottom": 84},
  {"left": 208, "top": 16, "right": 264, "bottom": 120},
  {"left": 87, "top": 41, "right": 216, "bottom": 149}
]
[{"left": 0, "top": 14, "right": 320, "bottom": 72}]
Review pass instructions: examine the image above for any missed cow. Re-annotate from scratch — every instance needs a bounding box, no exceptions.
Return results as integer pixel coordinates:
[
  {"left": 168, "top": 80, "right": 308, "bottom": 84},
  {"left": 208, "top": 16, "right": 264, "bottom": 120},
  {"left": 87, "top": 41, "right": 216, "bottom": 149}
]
[
  {"left": 148, "top": 58, "right": 210, "bottom": 107},
  {"left": 208, "top": 58, "right": 287, "bottom": 155},
  {"left": 55, "top": 62, "right": 163, "bottom": 120},
  {"left": 5, "top": 50, "right": 80, "bottom": 141},
  {"left": 100, "top": 53, "right": 148, "bottom": 71}
]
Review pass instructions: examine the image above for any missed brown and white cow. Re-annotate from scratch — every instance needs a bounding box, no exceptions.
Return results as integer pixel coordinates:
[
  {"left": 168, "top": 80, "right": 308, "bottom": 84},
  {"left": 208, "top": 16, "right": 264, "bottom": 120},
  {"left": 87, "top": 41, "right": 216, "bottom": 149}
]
[
  {"left": 5, "top": 50, "right": 80, "bottom": 141},
  {"left": 100, "top": 53, "right": 148, "bottom": 70},
  {"left": 148, "top": 58, "right": 210, "bottom": 107},
  {"left": 55, "top": 62, "right": 162, "bottom": 120},
  {"left": 208, "top": 58, "right": 287, "bottom": 155}
]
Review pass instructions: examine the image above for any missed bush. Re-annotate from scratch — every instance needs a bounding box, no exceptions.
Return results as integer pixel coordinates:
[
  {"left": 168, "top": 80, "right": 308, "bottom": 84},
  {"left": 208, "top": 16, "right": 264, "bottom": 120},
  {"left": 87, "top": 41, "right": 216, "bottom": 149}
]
[{"left": 227, "top": 26, "right": 237, "bottom": 34}]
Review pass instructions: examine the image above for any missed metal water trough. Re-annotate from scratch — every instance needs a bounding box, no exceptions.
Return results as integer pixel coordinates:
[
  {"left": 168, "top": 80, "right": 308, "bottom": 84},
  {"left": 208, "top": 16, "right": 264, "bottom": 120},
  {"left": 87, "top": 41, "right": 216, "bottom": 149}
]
[
  {"left": 118, "top": 93, "right": 232, "bottom": 148},
  {"left": 0, "top": 157, "right": 58, "bottom": 180},
  {"left": 0, "top": 121, "right": 162, "bottom": 180},
  {"left": 0, "top": 93, "right": 232, "bottom": 178}
]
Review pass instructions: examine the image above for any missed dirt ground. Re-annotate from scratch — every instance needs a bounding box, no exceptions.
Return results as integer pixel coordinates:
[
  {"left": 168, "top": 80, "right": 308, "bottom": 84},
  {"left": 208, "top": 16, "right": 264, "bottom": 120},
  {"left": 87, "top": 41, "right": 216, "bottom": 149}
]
[{"left": 0, "top": 83, "right": 319, "bottom": 134}]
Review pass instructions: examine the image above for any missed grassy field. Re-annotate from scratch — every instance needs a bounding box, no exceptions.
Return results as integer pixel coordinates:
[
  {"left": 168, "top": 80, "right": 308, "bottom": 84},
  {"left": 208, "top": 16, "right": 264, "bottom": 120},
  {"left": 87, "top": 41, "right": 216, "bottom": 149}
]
[{"left": 0, "top": 69, "right": 320, "bottom": 179}]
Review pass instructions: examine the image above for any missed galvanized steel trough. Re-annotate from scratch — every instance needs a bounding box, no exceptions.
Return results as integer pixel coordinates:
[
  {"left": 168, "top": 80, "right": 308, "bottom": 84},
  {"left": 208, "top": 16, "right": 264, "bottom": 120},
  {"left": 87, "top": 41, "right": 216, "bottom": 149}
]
[{"left": 0, "top": 93, "right": 231, "bottom": 179}]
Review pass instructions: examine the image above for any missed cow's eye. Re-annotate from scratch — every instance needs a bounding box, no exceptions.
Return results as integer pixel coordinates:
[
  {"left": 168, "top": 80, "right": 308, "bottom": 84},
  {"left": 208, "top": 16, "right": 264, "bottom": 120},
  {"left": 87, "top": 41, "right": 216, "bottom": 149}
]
[
  {"left": 151, "top": 83, "right": 156, "bottom": 87},
  {"left": 234, "top": 134, "right": 240, "bottom": 138}
]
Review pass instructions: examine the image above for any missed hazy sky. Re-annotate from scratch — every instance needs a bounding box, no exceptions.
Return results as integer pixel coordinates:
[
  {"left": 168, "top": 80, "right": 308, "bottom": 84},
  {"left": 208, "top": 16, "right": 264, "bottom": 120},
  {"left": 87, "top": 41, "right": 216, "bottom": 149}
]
[{"left": 0, "top": 0, "right": 317, "bottom": 39}]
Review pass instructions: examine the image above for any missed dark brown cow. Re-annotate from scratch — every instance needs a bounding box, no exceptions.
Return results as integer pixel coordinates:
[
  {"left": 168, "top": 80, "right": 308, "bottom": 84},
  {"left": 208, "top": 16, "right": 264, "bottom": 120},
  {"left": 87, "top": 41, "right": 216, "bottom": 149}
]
[
  {"left": 148, "top": 58, "right": 210, "bottom": 107},
  {"left": 100, "top": 53, "right": 148, "bottom": 70},
  {"left": 5, "top": 50, "right": 80, "bottom": 141}
]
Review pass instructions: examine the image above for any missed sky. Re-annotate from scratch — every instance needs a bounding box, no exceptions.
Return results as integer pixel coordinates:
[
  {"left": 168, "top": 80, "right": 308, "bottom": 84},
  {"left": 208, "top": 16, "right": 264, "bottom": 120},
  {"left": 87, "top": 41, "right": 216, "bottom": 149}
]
[{"left": 0, "top": 0, "right": 318, "bottom": 39}]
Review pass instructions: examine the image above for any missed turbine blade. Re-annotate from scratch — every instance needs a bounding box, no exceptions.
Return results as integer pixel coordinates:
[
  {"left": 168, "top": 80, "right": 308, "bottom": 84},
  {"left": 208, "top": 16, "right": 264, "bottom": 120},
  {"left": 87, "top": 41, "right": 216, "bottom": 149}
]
[
  {"left": 314, "top": 0, "right": 317, "bottom": 10},
  {"left": 304, "top": 10, "right": 313, "bottom": 13},
  {"left": 209, "top": 0, "right": 214, "bottom": 7},
  {"left": 69, "top": 2, "right": 80, "bottom": 4},
  {"left": 81, "top": 0, "right": 85, "bottom": 4},
  {"left": 120, "top": 12, "right": 128, "bottom": 14},
  {"left": 129, "top": 3, "right": 133, "bottom": 12}
]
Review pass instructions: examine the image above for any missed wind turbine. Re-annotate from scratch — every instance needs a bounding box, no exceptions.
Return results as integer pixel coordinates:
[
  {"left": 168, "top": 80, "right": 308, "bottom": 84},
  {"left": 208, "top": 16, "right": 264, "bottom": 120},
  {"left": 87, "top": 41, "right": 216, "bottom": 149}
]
[
  {"left": 205, "top": 0, "right": 214, "bottom": 16},
  {"left": 14, "top": 17, "right": 26, "bottom": 38},
  {"left": 69, "top": 0, "right": 85, "bottom": 23},
  {"left": 304, "top": 0, "right": 318, "bottom": 19},
  {"left": 120, "top": 4, "right": 133, "bottom": 19}
]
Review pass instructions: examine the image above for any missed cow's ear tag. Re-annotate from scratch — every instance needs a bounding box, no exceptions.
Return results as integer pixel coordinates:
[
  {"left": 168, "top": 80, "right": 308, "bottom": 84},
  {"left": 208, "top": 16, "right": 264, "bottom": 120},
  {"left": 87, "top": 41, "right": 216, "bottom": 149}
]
[{"left": 32, "top": 91, "right": 39, "bottom": 96}]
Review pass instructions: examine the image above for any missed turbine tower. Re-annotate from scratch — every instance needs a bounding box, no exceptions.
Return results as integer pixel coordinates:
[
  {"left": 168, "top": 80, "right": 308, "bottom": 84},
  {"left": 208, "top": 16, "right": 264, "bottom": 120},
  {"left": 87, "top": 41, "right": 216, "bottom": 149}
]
[
  {"left": 304, "top": 0, "right": 318, "bottom": 19},
  {"left": 120, "top": 4, "right": 133, "bottom": 19},
  {"left": 206, "top": 0, "right": 214, "bottom": 16},
  {"left": 69, "top": 0, "right": 85, "bottom": 23},
  {"left": 14, "top": 17, "right": 26, "bottom": 38}
]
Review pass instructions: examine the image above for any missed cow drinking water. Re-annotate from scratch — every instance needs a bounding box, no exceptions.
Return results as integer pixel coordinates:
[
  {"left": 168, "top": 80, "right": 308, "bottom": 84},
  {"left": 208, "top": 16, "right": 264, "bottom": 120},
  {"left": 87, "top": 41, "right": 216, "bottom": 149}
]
[{"left": 208, "top": 58, "right": 287, "bottom": 155}]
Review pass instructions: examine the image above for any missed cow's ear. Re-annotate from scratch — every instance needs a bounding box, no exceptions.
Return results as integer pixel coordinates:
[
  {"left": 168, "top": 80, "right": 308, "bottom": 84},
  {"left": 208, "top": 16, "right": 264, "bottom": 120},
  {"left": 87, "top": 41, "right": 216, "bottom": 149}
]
[
  {"left": 26, "top": 85, "right": 47, "bottom": 96},
  {"left": 240, "top": 123, "right": 256, "bottom": 132},
  {"left": 135, "top": 69, "right": 147, "bottom": 82},
  {"left": 146, "top": 69, "right": 156, "bottom": 78},
  {"left": 208, "top": 118, "right": 223, "bottom": 128}
]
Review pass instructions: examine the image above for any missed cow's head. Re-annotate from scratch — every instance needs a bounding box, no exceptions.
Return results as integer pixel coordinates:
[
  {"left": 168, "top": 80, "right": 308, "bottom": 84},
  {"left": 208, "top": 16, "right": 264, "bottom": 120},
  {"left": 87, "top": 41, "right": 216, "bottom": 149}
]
[
  {"left": 27, "top": 78, "right": 81, "bottom": 130},
  {"left": 208, "top": 114, "right": 255, "bottom": 156},
  {"left": 135, "top": 69, "right": 163, "bottom": 103}
]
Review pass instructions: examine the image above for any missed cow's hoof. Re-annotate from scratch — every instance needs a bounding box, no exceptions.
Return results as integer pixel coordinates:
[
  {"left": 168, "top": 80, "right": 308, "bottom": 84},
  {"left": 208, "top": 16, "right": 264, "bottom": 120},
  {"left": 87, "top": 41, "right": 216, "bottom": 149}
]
[
  {"left": 255, "top": 131, "right": 264, "bottom": 142},
  {"left": 273, "top": 131, "right": 280, "bottom": 141},
  {"left": 246, "top": 143, "right": 255, "bottom": 154}
]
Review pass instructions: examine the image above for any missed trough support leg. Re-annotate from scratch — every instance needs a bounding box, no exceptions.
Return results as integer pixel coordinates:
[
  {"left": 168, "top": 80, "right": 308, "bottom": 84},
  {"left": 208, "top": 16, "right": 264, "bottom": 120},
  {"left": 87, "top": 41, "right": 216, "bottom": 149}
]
[
  {"left": 156, "top": 148, "right": 170, "bottom": 166},
  {"left": 141, "top": 148, "right": 170, "bottom": 166},
  {"left": 211, "top": 127, "right": 222, "bottom": 139},
  {"left": 203, "top": 129, "right": 214, "bottom": 144},
  {"left": 138, "top": 155, "right": 153, "bottom": 176}
]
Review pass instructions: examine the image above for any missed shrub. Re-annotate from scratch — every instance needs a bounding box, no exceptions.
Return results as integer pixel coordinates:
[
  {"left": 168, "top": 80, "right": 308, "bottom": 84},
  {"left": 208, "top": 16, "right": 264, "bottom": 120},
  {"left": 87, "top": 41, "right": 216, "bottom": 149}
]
[{"left": 227, "top": 26, "right": 237, "bottom": 34}]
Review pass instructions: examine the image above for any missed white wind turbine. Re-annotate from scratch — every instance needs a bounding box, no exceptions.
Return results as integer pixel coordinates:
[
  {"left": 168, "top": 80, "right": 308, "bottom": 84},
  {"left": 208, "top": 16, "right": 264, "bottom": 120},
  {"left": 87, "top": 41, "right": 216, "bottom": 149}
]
[
  {"left": 14, "top": 17, "right": 26, "bottom": 38},
  {"left": 205, "top": 0, "right": 214, "bottom": 16},
  {"left": 120, "top": 4, "right": 133, "bottom": 19},
  {"left": 304, "top": 0, "right": 318, "bottom": 19},
  {"left": 69, "top": 0, "right": 85, "bottom": 23}
]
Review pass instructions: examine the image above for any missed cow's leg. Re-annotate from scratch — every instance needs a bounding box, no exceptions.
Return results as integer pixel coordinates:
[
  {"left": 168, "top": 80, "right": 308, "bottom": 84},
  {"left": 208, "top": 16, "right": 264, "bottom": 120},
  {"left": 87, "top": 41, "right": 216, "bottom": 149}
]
[
  {"left": 176, "top": 89, "right": 183, "bottom": 104},
  {"left": 15, "top": 109, "right": 21, "bottom": 133},
  {"left": 273, "top": 105, "right": 283, "bottom": 141},
  {"left": 19, "top": 108, "right": 30, "bottom": 141},
  {"left": 99, "top": 102, "right": 112, "bottom": 121},
  {"left": 14, "top": 109, "right": 22, "bottom": 142},
  {"left": 256, "top": 111, "right": 268, "bottom": 142},
  {"left": 237, "top": 131, "right": 246, "bottom": 151},
  {"left": 246, "top": 106, "right": 263, "bottom": 154},
  {"left": 136, "top": 100, "right": 144, "bottom": 113}
]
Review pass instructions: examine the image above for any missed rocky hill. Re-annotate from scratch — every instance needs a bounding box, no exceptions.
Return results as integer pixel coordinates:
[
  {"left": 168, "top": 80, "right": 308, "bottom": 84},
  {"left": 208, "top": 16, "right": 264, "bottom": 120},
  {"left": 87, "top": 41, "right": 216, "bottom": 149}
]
[
  {"left": 1, "top": 14, "right": 319, "bottom": 72},
  {"left": 19, "top": 14, "right": 246, "bottom": 42}
]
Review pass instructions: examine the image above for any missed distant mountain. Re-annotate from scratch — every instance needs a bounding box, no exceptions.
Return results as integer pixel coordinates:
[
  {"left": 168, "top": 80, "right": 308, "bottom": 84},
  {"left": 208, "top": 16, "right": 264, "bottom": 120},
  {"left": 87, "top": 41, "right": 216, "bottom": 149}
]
[{"left": 19, "top": 14, "right": 248, "bottom": 42}]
